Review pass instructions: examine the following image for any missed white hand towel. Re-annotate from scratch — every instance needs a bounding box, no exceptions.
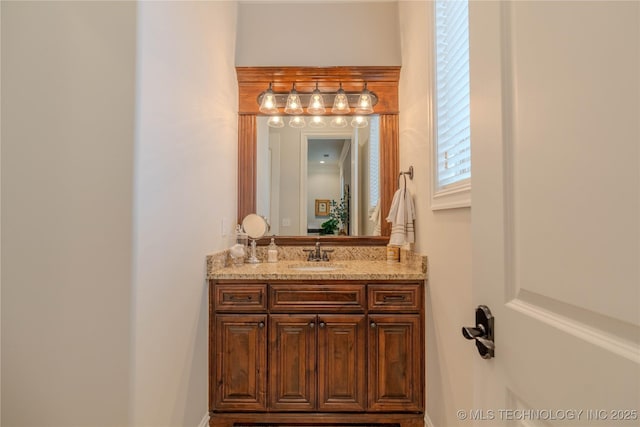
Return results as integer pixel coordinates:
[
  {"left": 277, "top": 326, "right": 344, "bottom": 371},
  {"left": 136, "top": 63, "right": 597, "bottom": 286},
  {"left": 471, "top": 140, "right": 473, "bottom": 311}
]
[{"left": 386, "top": 187, "right": 415, "bottom": 246}]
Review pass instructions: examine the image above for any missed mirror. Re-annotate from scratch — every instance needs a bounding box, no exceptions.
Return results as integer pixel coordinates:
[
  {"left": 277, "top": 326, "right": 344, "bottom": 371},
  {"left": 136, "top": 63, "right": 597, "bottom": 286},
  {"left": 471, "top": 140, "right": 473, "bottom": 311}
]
[
  {"left": 256, "top": 116, "right": 381, "bottom": 237},
  {"left": 242, "top": 213, "right": 269, "bottom": 239},
  {"left": 241, "top": 213, "right": 269, "bottom": 263},
  {"left": 236, "top": 66, "right": 400, "bottom": 245}
]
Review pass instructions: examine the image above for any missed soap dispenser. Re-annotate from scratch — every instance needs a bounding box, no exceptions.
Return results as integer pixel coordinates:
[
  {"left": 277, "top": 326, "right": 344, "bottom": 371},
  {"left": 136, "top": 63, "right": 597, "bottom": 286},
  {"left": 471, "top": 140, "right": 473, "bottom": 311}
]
[
  {"left": 235, "top": 224, "right": 248, "bottom": 255},
  {"left": 267, "top": 237, "right": 278, "bottom": 263}
]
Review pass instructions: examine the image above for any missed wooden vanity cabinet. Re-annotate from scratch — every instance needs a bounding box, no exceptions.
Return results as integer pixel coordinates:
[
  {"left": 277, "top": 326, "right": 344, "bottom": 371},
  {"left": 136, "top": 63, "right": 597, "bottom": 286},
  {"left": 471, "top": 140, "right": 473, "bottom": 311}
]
[
  {"left": 214, "top": 314, "right": 267, "bottom": 411},
  {"left": 368, "top": 314, "right": 423, "bottom": 412},
  {"left": 210, "top": 279, "right": 424, "bottom": 427},
  {"left": 210, "top": 284, "right": 268, "bottom": 411},
  {"left": 367, "top": 283, "right": 423, "bottom": 412},
  {"left": 269, "top": 313, "right": 367, "bottom": 412}
]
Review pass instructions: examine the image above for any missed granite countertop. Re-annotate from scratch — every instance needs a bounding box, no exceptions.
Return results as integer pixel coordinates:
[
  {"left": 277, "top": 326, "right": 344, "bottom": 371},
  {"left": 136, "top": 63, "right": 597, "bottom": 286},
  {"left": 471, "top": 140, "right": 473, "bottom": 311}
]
[{"left": 209, "top": 259, "right": 426, "bottom": 281}]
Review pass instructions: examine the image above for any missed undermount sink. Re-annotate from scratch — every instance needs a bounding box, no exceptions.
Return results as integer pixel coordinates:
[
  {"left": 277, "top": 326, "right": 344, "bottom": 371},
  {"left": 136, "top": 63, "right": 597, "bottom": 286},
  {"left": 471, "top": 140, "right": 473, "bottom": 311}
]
[{"left": 288, "top": 264, "right": 345, "bottom": 272}]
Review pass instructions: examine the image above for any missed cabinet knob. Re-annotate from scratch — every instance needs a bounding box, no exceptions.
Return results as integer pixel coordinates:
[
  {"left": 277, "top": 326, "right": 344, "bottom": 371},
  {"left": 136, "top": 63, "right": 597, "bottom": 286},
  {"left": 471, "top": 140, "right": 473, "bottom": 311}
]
[
  {"left": 258, "top": 321, "right": 265, "bottom": 328},
  {"left": 309, "top": 321, "right": 315, "bottom": 328},
  {"left": 319, "top": 321, "right": 326, "bottom": 328},
  {"left": 370, "top": 321, "right": 376, "bottom": 328}
]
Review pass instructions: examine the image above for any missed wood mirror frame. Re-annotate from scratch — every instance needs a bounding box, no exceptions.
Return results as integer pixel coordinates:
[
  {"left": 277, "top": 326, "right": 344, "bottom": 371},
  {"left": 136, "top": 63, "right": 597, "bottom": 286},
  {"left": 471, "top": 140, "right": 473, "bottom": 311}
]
[{"left": 236, "top": 66, "right": 400, "bottom": 246}]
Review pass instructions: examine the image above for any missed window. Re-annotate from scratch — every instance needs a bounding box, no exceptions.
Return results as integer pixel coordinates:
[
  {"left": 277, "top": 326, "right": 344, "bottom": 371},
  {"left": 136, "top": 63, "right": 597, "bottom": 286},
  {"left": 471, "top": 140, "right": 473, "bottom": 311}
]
[{"left": 432, "top": 0, "right": 471, "bottom": 209}]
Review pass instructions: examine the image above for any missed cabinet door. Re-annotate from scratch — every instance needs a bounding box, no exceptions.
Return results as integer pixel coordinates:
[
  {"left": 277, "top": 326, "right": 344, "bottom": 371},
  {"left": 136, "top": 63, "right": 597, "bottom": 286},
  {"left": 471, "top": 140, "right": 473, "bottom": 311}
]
[
  {"left": 269, "top": 314, "right": 317, "bottom": 411},
  {"left": 214, "top": 314, "right": 267, "bottom": 411},
  {"left": 367, "top": 314, "right": 423, "bottom": 411},
  {"left": 317, "top": 314, "right": 366, "bottom": 411}
]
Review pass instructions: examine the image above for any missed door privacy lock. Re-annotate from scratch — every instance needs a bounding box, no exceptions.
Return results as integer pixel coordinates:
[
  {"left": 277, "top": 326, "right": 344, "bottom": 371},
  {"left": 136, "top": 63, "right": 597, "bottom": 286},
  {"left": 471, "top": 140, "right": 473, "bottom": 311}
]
[{"left": 462, "top": 305, "right": 495, "bottom": 359}]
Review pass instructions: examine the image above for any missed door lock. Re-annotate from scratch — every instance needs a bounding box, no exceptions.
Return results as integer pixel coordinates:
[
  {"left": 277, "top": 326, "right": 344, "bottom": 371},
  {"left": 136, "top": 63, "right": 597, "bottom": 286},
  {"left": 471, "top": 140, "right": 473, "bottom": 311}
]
[{"left": 462, "top": 305, "right": 495, "bottom": 359}]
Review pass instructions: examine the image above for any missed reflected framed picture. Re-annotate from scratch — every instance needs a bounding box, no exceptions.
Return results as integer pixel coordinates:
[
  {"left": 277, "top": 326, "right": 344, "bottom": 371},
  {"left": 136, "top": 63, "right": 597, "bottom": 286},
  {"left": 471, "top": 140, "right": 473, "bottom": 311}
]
[{"left": 315, "top": 199, "right": 330, "bottom": 217}]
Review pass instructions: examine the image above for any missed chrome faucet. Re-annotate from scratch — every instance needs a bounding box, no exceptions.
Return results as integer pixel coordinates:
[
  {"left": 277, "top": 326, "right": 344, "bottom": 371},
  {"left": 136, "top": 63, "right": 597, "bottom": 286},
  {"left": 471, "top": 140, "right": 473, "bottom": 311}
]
[{"left": 303, "top": 240, "right": 334, "bottom": 262}]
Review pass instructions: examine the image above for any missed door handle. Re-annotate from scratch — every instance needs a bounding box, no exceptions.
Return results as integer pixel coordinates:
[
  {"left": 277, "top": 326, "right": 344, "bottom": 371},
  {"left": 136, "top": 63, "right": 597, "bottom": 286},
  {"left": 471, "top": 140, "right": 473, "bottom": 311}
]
[{"left": 462, "top": 305, "right": 495, "bottom": 359}]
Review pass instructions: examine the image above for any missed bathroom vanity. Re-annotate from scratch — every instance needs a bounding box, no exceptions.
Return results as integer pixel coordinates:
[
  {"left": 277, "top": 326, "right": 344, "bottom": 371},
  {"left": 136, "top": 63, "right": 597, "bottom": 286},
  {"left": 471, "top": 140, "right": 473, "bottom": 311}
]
[
  {"left": 211, "top": 65, "right": 426, "bottom": 426},
  {"left": 208, "top": 255, "right": 426, "bottom": 427}
]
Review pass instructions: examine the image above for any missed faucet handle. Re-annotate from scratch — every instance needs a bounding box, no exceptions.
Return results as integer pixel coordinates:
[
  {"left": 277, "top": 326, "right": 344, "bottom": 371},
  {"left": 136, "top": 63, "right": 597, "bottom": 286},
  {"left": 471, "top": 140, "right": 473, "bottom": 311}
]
[
  {"left": 321, "top": 249, "right": 334, "bottom": 261},
  {"left": 303, "top": 249, "right": 315, "bottom": 261}
]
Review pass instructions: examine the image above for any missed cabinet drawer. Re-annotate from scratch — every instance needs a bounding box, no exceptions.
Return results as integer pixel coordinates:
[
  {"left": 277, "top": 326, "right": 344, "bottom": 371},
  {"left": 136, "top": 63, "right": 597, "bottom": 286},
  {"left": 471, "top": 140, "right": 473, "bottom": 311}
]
[
  {"left": 269, "top": 283, "right": 366, "bottom": 312},
  {"left": 368, "top": 283, "right": 422, "bottom": 312},
  {"left": 215, "top": 284, "right": 267, "bottom": 312}
]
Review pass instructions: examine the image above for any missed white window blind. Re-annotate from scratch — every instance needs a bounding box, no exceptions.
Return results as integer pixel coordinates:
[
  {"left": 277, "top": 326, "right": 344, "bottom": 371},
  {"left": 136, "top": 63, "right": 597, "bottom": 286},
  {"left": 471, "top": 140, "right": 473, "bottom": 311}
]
[{"left": 435, "top": 0, "right": 471, "bottom": 191}]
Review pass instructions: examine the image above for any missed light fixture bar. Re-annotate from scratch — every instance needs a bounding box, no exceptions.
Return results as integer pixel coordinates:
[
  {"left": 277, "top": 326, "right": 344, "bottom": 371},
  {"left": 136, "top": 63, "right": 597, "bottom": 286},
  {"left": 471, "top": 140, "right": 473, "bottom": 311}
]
[
  {"left": 258, "top": 93, "right": 378, "bottom": 109},
  {"left": 257, "top": 87, "right": 378, "bottom": 112}
]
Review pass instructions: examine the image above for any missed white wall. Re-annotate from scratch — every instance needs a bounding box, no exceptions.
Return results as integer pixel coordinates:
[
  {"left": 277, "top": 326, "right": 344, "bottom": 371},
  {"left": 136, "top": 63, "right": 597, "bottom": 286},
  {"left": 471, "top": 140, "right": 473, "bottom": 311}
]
[
  {"left": 270, "top": 125, "right": 302, "bottom": 234},
  {"left": 307, "top": 165, "right": 341, "bottom": 230},
  {"left": 1, "top": 2, "right": 136, "bottom": 425},
  {"left": 131, "top": 2, "right": 238, "bottom": 426},
  {"left": 398, "top": 2, "right": 474, "bottom": 426},
  {"left": 236, "top": 1, "right": 401, "bottom": 66}
]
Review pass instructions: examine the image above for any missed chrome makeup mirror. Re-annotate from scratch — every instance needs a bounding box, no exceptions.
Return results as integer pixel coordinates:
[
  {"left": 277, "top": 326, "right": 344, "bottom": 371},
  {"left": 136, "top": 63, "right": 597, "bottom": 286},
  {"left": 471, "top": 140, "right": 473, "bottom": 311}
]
[{"left": 242, "top": 214, "right": 269, "bottom": 263}]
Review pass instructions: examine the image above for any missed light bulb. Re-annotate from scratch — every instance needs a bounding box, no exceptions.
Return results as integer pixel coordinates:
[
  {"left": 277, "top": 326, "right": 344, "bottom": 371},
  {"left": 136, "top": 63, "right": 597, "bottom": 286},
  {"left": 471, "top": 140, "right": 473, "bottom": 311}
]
[
  {"left": 259, "top": 82, "right": 279, "bottom": 115},
  {"left": 331, "top": 83, "right": 351, "bottom": 114},
  {"left": 267, "top": 116, "right": 284, "bottom": 128},
  {"left": 355, "top": 82, "right": 374, "bottom": 115},
  {"left": 309, "top": 116, "right": 326, "bottom": 128},
  {"left": 284, "top": 83, "right": 303, "bottom": 115},
  {"left": 289, "top": 116, "right": 306, "bottom": 128},
  {"left": 307, "top": 83, "right": 326, "bottom": 114},
  {"left": 330, "top": 116, "right": 348, "bottom": 128},
  {"left": 351, "top": 115, "right": 368, "bottom": 128}
]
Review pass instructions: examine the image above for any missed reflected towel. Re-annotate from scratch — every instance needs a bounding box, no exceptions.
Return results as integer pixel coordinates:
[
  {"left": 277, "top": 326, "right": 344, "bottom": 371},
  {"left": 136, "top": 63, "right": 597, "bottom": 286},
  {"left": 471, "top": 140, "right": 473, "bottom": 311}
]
[
  {"left": 386, "top": 187, "right": 415, "bottom": 246},
  {"left": 369, "top": 200, "right": 382, "bottom": 236}
]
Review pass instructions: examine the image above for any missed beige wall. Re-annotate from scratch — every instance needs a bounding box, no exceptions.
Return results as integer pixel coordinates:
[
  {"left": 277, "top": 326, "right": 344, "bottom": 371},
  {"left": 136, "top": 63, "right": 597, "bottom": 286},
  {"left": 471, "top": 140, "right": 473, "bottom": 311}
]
[
  {"left": 2, "top": 2, "right": 238, "bottom": 426},
  {"left": 398, "top": 2, "right": 474, "bottom": 426},
  {"left": 236, "top": 1, "right": 401, "bottom": 66},
  {"left": 307, "top": 165, "right": 341, "bottom": 230},
  {"left": 131, "top": 2, "right": 238, "bottom": 426},
  {"left": 1, "top": 2, "right": 137, "bottom": 425}
]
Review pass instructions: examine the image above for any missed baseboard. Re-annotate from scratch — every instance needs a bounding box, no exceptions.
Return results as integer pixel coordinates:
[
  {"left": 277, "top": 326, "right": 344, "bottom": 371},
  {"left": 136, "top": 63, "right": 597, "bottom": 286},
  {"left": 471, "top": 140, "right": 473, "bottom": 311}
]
[
  {"left": 198, "top": 412, "right": 210, "bottom": 427},
  {"left": 424, "top": 412, "right": 435, "bottom": 427}
]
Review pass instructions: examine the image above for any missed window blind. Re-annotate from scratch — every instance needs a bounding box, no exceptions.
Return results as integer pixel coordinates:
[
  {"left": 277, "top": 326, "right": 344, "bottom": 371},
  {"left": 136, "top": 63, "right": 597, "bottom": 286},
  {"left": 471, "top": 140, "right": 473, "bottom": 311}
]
[{"left": 435, "top": 0, "right": 471, "bottom": 190}]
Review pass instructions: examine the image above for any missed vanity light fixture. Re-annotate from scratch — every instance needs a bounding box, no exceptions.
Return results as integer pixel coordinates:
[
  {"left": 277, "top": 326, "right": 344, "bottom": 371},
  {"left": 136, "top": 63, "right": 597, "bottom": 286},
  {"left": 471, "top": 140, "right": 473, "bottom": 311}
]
[
  {"left": 284, "top": 83, "right": 303, "bottom": 115},
  {"left": 308, "top": 116, "right": 326, "bottom": 128},
  {"left": 257, "top": 82, "right": 377, "bottom": 115},
  {"left": 330, "top": 116, "right": 348, "bottom": 128},
  {"left": 331, "top": 83, "right": 351, "bottom": 114},
  {"left": 289, "top": 115, "right": 306, "bottom": 128},
  {"left": 307, "top": 82, "right": 326, "bottom": 115},
  {"left": 351, "top": 115, "right": 368, "bottom": 128},
  {"left": 267, "top": 116, "right": 284, "bottom": 128},
  {"left": 258, "top": 82, "right": 279, "bottom": 115}
]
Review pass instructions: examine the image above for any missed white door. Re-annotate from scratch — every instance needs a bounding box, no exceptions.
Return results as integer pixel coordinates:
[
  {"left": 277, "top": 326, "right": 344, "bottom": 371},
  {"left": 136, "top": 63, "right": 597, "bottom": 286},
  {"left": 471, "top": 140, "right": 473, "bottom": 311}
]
[{"left": 470, "top": 2, "right": 639, "bottom": 426}]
